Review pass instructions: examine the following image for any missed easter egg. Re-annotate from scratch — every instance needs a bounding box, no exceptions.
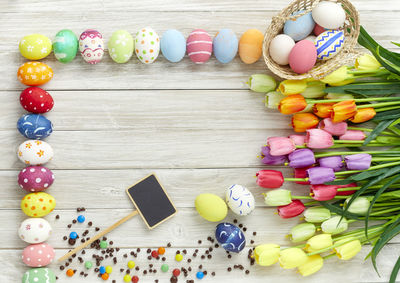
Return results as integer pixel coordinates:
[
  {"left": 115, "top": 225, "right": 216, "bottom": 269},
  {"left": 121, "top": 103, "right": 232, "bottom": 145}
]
[
  {"left": 20, "top": 87, "right": 54, "bottom": 114},
  {"left": 19, "top": 34, "right": 52, "bottom": 60},
  {"left": 284, "top": 11, "right": 315, "bottom": 41},
  {"left": 187, "top": 29, "right": 212, "bottom": 64},
  {"left": 108, "top": 30, "right": 134, "bottom": 64},
  {"left": 215, "top": 223, "right": 246, "bottom": 253},
  {"left": 225, "top": 184, "right": 255, "bottom": 216},
  {"left": 213, "top": 29, "right": 238, "bottom": 64},
  {"left": 18, "top": 166, "right": 55, "bottom": 192},
  {"left": 22, "top": 268, "right": 56, "bottom": 283},
  {"left": 22, "top": 243, "right": 55, "bottom": 267},
  {"left": 17, "top": 140, "right": 54, "bottom": 165},
  {"left": 315, "top": 30, "right": 345, "bottom": 60},
  {"left": 160, "top": 29, "right": 186, "bottom": 63},
  {"left": 79, "top": 29, "right": 104, "bottom": 64},
  {"left": 17, "top": 114, "right": 53, "bottom": 140},
  {"left": 53, "top": 29, "right": 78, "bottom": 63},
  {"left": 21, "top": 192, "right": 56, "bottom": 218},
  {"left": 269, "top": 34, "right": 295, "bottom": 65},
  {"left": 313, "top": 24, "right": 326, "bottom": 36},
  {"left": 195, "top": 193, "right": 227, "bottom": 222},
  {"left": 312, "top": 1, "right": 346, "bottom": 29},
  {"left": 17, "top": 62, "right": 53, "bottom": 86},
  {"left": 239, "top": 29, "right": 263, "bottom": 64},
  {"left": 18, "top": 218, "right": 52, "bottom": 244},
  {"left": 135, "top": 27, "right": 160, "bottom": 64},
  {"left": 289, "top": 40, "right": 317, "bottom": 74}
]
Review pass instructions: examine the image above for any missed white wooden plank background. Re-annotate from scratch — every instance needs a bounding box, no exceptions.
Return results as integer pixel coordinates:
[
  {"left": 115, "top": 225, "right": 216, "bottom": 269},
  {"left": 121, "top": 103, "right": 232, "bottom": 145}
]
[{"left": 0, "top": 0, "right": 399, "bottom": 282}]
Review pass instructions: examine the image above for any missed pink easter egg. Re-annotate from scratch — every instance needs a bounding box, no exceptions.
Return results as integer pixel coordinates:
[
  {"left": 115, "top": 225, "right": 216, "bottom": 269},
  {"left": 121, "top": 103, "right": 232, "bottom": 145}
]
[
  {"left": 18, "top": 165, "right": 55, "bottom": 192},
  {"left": 22, "top": 242, "right": 55, "bottom": 267},
  {"left": 289, "top": 40, "right": 317, "bottom": 74},
  {"left": 186, "top": 29, "right": 212, "bottom": 64},
  {"left": 313, "top": 24, "right": 326, "bottom": 36}
]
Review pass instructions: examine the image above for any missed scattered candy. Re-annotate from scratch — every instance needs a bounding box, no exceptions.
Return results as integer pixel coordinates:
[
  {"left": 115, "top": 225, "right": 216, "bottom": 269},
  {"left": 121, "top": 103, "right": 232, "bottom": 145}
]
[
  {"left": 127, "top": 260, "right": 135, "bottom": 269},
  {"left": 196, "top": 271, "right": 205, "bottom": 279},
  {"left": 123, "top": 275, "right": 131, "bottom": 282},
  {"left": 99, "top": 266, "right": 106, "bottom": 274},
  {"left": 131, "top": 275, "right": 139, "bottom": 283},
  {"left": 69, "top": 231, "right": 78, "bottom": 239},
  {"left": 101, "top": 273, "right": 109, "bottom": 280},
  {"left": 172, "top": 268, "right": 181, "bottom": 277},
  {"left": 161, "top": 263, "right": 169, "bottom": 272},
  {"left": 157, "top": 247, "right": 165, "bottom": 255},
  {"left": 105, "top": 265, "right": 112, "bottom": 274},
  {"left": 175, "top": 253, "right": 183, "bottom": 262},
  {"left": 77, "top": 215, "right": 85, "bottom": 223},
  {"left": 151, "top": 250, "right": 159, "bottom": 258},
  {"left": 66, "top": 269, "right": 74, "bottom": 277},
  {"left": 85, "top": 261, "right": 93, "bottom": 269},
  {"left": 100, "top": 240, "right": 108, "bottom": 249}
]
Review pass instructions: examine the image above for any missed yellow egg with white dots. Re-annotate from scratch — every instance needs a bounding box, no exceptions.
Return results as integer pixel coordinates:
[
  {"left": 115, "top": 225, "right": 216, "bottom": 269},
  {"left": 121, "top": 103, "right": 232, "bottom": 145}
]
[{"left": 19, "top": 34, "right": 52, "bottom": 60}]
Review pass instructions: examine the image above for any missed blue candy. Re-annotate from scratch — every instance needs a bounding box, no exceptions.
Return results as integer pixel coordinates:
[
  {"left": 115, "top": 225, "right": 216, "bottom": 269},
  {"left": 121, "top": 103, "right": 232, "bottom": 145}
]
[
  {"left": 77, "top": 215, "right": 85, "bottom": 223},
  {"left": 213, "top": 29, "right": 238, "bottom": 64},
  {"left": 284, "top": 10, "right": 315, "bottom": 41},
  {"left": 17, "top": 114, "right": 53, "bottom": 140},
  {"left": 99, "top": 266, "right": 106, "bottom": 274},
  {"left": 196, "top": 271, "right": 204, "bottom": 279},
  {"left": 69, "top": 232, "right": 78, "bottom": 239},
  {"left": 161, "top": 29, "right": 186, "bottom": 63},
  {"left": 215, "top": 223, "right": 246, "bottom": 253}
]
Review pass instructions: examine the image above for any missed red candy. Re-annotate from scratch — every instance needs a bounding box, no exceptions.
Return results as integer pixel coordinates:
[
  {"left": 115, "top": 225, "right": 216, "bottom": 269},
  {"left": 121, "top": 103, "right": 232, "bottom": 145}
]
[
  {"left": 20, "top": 87, "right": 54, "bottom": 114},
  {"left": 172, "top": 268, "right": 180, "bottom": 277},
  {"left": 131, "top": 275, "right": 139, "bottom": 283},
  {"left": 151, "top": 250, "right": 159, "bottom": 258}
]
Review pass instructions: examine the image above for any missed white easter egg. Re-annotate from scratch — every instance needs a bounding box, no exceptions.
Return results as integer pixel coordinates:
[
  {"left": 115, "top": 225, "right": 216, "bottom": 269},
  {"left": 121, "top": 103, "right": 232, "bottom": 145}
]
[
  {"left": 17, "top": 140, "right": 54, "bottom": 165},
  {"left": 135, "top": 27, "right": 160, "bottom": 64},
  {"left": 18, "top": 218, "right": 52, "bottom": 244},
  {"left": 269, "top": 34, "right": 295, "bottom": 65},
  {"left": 315, "top": 30, "right": 345, "bottom": 60},
  {"left": 312, "top": 1, "right": 346, "bottom": 29},
  {"left": 79, "top": 29, "right": 104, "bottom": 64},
  {"left": 225, "top": 184, "right": 255, "bottom": 216}
]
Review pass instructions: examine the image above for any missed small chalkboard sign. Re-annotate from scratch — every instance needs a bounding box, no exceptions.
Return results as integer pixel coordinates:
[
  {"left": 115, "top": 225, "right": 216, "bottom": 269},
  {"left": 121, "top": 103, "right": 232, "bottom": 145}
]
[{"left": 126, "top": 174, "right": 177, "bottom": 229}]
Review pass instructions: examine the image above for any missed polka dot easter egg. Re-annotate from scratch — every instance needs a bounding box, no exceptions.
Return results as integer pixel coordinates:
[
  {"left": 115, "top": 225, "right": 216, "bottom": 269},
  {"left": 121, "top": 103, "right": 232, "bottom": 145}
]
[
  {"left": 18, "top": 140, "right": 54, "bottom": 165},
  {"left": 19, "top": 34, "right": 52, "bottom": 60},
  {"left": 315, "top": 30, "right": 345, "bottom": 60},
  {"left": 18, "top": 218, "right": 52, "bottom": 244},
  {"left": 18, "top": 166, "right": 55, "bottom": 192},
  {"left": 225, "top": 184, "right": 255, "bottom": 216},
  {"left": 17, "top": 114, "right": 53, "bottom": 140},
  {"left": 22, "top": 268, "right": 56, "bottom": 283},
  {"left": 79, "top": 29, "right": 104, "bottom": 64},
  {"left": 215, "top": 223, "right": 246, "bottom": 253},
  {"left": 20, "top": 87, "right": 54, "bottom": 114},
  {"left": 135, "top": 27, "right": 160, "bottom": 64},
  {"left": 21, "top": 192, "right": 56, "bottom": 218},
  {"left": 22, "top": 243, "right": 55, "bottom": 267},
  {"left": 53, "top": 29, "right": 79, "bottom": 63},
  {"left": 108, "top": 30, "right": 134, "bottom": 64},
  {"left": 17, "top": 62, "right": 53, "bottom": 86},
  {"left": 187, "top": 29, "right": 212, "bottom": 64}
]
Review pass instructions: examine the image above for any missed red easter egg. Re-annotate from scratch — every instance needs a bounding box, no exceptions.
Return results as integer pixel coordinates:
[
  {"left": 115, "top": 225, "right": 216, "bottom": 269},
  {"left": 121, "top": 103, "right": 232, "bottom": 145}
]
[
  {"left": 289, "top": 40, "right": 317, "bottom": 74},
  {"left": 313, "top": 24, "right": 326, "bottom": 36},
  {"left": 20, "top": 87, "right": 54, "bottom": 113},
  {"left": 186, "top": 29, "right": 212, "bottom": 64}
]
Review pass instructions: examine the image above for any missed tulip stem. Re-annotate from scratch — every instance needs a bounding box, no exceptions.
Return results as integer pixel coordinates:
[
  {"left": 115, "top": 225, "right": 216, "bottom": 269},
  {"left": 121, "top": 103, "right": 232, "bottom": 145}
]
[
  {"left": 370, "top": 206, "right": 400, "bottom": 216},
  {"left": 307, "top": 97, "right": 400, "bottom": 104},
  {"left": 358, "top": 101, "right": 400, "bottom": 109},
  {"left": 335, "top": 161, "right": 400, "bottom": 176},
  {"left": 315, "top": 151, "right": 400, "bottom": 158},
  {"left": 346, "top": 127, "right": 397, "bottom": 136},
  {"left": 372, "top": 157, "right": 400, "bottom": 162},
  {"left": 374, "top": 105, "right": 400, "bottom": 112}
]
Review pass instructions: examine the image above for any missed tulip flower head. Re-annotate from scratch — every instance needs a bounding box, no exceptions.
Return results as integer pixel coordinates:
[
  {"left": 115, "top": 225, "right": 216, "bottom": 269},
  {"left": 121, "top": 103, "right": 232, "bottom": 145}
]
[
  {"left": 267, "top": 137, "right": 296, "bottom": 156},
  {"left": 254, "top": 244, "right": 280, "bottom": 266},
  {"left": 331, "top": 100, "right": 357, "bottom": 122},
  {"left": 292, "top": 113, "right": 320, "bottom": 132},
  {"left": 256, "top": 170, "right": 284, "bottom": 189},
  {"left": 355, "top": 53, "right": 382, "bottom": 71},
  {"left": 345, "top": 196, "right": 370, "bottom": 215},
  {"left": 304, "top": 206, "right": 331, "bottom": 223},
  {"left": 264, "top": 189, "right": 292, "bottom": 206},
  {"left": 306, "top": 129, "right": 334, "bottom": 149},
  {"left": 307, "top": 167, "right": 336, "bottom": 184},
  {"left": 265, "top": 91, "right": 286, "bottom": 109},
  {"left": 310, "top": 184, "right": 338, "bottom": 201},
  {"left": 313, "top": 103, "right": 334, "bottom": 118},
  {"left": 290, "top": 223, "right": 316, "bottom": 243},
  {"left": 279, "top": 247, "right": 308, "bottom": 269},
  {"left": 339, "top": 130, "right": 366, "bottom": 141},
  {"left": 334, "top": 238, "right": 362, "bottom": 260},
  {"left": 319, "top": 118, "right": 347, "bottom": 136},
  {"left": 278, "top": 94, "right": 307, "bottom": 114},
  {"left": 350, "top": 108, "right": 376, "bottom": 123},
  {"left": 261, "top": 146, "right": 287, "bottom": 165},
  {"left": 297, "top": 254, "right": 324, "bottom": 277},
  {"left": 325, "top": 93, "right": 354, "bottom": 100},
  {"left": 318, "top": 156, "right": 344, "bottom": 172},
  {"left": 301, "top": 81, "right": 326, "bottom": 98},
  {"left": 294, "top": 167, "right": 312, "bottom": 185},
  {"left": 278, "top": 200, "right": 305, "bottom": 219},
  {"left": 320, "top": 65, "right": 355, "bottom": 86},
  {"left": 321, "top": 216, "right": 348, "bottom": 234},
  {"left": 247, "top": 74, "right": 277, "bottom": 93},
  {"left": 288, "top": 149, "right": 316, "bottom": 169},
  {"left": 344, "top": 153, "right": 372, "bottom": 170},
  {"left": 305, "top": 234, "right": 333, "bottom": 253},
  {"left": 278, "top": 79, "right": 307, "bottom": 95},
  {"left": 289, "top": 134, "right": 306, "bottom": 146}
]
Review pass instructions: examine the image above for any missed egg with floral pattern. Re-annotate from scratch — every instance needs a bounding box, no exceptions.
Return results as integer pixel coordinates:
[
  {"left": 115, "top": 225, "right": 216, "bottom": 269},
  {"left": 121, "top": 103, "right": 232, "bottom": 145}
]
[
  {"left": 225, "top": 184, "right": 255, "bottom": 216},
  {"left": 20, "top": 87, "right": 54, "bottom": 114},
  {"left": 18, "top": 218, "right": 52, "bottom": 244},
  {"left": 79, "top": 29, "right": 104, "bottom": 64},
  {"left": 21, "top": 192, "right": 56, "bottom": 218},
  {"left": 108, "top": 30, "right": 134, "bottom": 63},
  {"left": 22, "top": 243, "right": 55, "bottom": 267},
  {"left": 18, "top": 165, "right": 55, "bottom": 192},
  {"left": 19, "top": 34, "right": 52, "bottom": 60},
  {"left": 17, "top": 140, "right": 54, "bottom": 165},
  {"left": 22, "top": 268, "right": 56, "bottom": 283},
  {"left": 215, "top": 223, "right": 246, "bottom": 253},
  {"left": 17, "top": 62, "right": 53, "bottom": 86},
  {"left": 135, "top": 27, "right": 160, "bottom": 64}
]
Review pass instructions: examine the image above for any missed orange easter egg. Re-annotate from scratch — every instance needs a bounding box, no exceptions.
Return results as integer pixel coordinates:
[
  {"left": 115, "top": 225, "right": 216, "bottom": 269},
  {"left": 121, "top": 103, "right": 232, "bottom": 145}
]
[
  {"left": 17, "top": 61, "right": 53, "bottom": 86},
  {"left": 238, "top": 29, "right": 264, "bottom": 64}
]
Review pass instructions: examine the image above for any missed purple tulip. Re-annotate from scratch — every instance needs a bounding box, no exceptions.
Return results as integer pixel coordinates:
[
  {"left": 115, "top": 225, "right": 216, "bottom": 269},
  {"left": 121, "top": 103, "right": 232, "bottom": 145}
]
[
  {"left": 307, "top": 167, "right": 336, "bottom": 184},
  {"left": 318, "top": 156, "right": 344, "bottom": 172},
  {"left": 344, "top": 154, "right": 372, "bottom": 170},
  {"left": 261, "top": 146, "right": 287, "bottom": 165},
  {"left": 288, "top": 149, "right": 316, "bottom": 168}
]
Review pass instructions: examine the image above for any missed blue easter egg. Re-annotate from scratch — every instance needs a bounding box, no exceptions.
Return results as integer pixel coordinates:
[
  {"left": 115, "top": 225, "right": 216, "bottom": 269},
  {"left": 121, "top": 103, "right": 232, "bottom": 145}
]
[
  {"left": 215, "top": 222, "right": 246, "bottom": 253},
  {"left": 161, "top": 29, "right": 186, "bottom": 63},
  {"left": 284, "top": 10, "right": 315, "bottom": 41},
  {"left": 213, "top": 29, "right": 238, "bottom": 63},
  {"left": 315, "top": 30, "right": 345, "bottom": 60},
  {"left": 17, "top": 114, "right": 53, "bottom": 139}
]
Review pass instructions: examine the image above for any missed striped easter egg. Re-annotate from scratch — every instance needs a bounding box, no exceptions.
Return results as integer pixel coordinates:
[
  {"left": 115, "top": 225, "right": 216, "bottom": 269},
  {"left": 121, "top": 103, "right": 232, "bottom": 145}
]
[
  {"left": 186, "top": 29, "right": 212, "bottom": 64},
  {"left": 315, "top": 30, "right": 345, "bottom": 61}
]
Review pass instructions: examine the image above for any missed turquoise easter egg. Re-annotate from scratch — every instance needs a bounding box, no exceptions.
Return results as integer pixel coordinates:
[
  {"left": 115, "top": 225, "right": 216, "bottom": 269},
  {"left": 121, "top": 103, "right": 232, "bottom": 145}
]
[
  {"left": 108, "top": 30, "right": 134, "bottom": 64},
  {"left": 160, "top": 29, "right": 186, "bottom": 63},
  {"left": 53, "top": 29, "right": 78, "bottom": 63},
  {"left": 213, "top": 29, "right": 238, "bottom": 64},
  {"left": 22, "top": 268, "right": 56, "bottom": 283},
  {"left": 315, "top": 30, "right": 345, "bottom": 60},
  {"left": 284, "top": 10, "right": 315, "bottom": 41}
]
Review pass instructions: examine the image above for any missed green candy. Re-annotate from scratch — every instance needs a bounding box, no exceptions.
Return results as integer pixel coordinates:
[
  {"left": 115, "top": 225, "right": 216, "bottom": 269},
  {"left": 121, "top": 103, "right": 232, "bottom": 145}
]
[
  {"left": 85, "top": 261, "right": 93, "bottom": 269},
  {"left": 53, "top": 29, "right": 78, "bottom": 63},
  {"left": 108, "top": 30, "right": 134, "bottom": 64},
  {"left": 161, "top": 264, "right": 169, "bottom": 272},
  {"left": 22, "top": 268, "right": 56, "bottom": 283},
  {"left": 100, "top": 240, "right": 108, "bottom": 249}
]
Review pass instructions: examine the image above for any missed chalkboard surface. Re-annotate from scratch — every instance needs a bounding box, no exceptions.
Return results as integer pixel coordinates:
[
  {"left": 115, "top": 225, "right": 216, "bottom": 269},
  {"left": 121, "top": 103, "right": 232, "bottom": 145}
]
[{"left": 126, "top": 174, "right": 177, "bottom": 229}]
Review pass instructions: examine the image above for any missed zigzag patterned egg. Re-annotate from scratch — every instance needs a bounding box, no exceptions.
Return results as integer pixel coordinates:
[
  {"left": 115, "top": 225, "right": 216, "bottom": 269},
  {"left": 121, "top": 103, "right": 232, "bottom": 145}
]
[
  {"left": 17, "top": 114, "right": 53, "bottom": 140},
  {"left": 79, "top": 29, "right": 104, "bottom": 64},
  {"left": 225, "top": 184, "right": 255, "bottom": 216},
  {"left": 215, "top": 223, "right": 246, "bottom": 253},
  {"left": 22, "top": 268, "right": 56, "bottom": 283},
  {"left": 315, "top": 30, "right": 345, "bottom": 61}
]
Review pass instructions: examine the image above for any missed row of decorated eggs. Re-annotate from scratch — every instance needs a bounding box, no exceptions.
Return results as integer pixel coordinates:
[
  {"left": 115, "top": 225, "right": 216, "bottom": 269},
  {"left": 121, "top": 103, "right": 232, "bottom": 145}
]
[{"left": 19, "top": 28, "right": 264, "bottom": 65}]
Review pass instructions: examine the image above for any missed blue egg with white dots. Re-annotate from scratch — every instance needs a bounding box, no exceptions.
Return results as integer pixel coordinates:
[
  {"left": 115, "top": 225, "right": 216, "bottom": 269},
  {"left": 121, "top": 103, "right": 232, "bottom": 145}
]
[
  {"left": 213, "top": 29, "right": 238, "bottom": 64},
  {"left": 215, "top": 223, "right": 246, "bottom": 253},
  {"left": 99, "top": 266, "right": 106, "bottom": 274},
  {"left": 161, "top": 29, "right": 186, "bottom": 63},
  {"left": 77, "top": 215, "right": 85, "bottom": 223},
  {"left": 69, "top": 232, "right": 78, "bottom": 239},
  {"left": 17, "top": 114, "right": 53, "bottom": 140},
  {"left": 284, "top": 10, "right": 315, "bottom": 41},
  {"left": 196, "top": 271, "right": 204, "bottom": 279}
]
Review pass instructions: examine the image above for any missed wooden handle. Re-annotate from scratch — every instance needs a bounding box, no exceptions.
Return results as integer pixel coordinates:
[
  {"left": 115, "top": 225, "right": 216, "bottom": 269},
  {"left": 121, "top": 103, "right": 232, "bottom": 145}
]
[{"left": 58, "top": 210, "right": 139, "bottom": 262}]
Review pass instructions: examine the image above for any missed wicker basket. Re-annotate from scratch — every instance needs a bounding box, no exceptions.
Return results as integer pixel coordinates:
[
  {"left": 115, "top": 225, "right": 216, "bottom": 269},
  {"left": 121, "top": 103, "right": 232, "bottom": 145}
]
[{"left": 263, "top": 0, "right": 360, "bottom": 80}]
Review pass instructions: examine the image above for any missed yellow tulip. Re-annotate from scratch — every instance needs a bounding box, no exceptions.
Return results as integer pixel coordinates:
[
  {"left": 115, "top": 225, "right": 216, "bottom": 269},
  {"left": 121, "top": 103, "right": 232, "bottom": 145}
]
[
  {"left": 301, "top": 81, "right": 326, "bottom": 98},
  {"left": 297, "top": 254, "right": 324, "bottom": 276},
  {"left": 334, "top": 238, "right": 362, "bottom": 260},
  {"left": 278, "top": 79, "right": 308, "bottom": 95},
  {"left": 254, "top": 244, "right": 280, "bottom": 266},
  {"left": 320, "top": 66, "right": 355, "bottom": 86},
  {"left": 305, "top": 234, "right": 333, "bottom": 253},
  {"left": 355, "top": 54, "right": 382, "bottom": 71},
  {"left": 279, "top": 247, "right": 308, "bottom": 269}
]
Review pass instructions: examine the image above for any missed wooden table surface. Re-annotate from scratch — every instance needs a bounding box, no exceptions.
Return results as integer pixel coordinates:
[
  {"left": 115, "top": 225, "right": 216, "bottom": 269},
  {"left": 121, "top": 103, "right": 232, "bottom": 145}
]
[{"left": 1, "top": 1, "right": 399, "bottom": 282}]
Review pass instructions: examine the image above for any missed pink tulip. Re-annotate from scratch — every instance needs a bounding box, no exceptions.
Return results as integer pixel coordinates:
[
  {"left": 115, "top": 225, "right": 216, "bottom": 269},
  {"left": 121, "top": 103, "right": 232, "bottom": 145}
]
[
  {"left": 339, "top": 130, "right": 366, "bottom": 141},
  {"left": 310, "top": 184, "right": 338, "bottom": 201},
  {"left": 336, "top": 182, "right": 358, "bottom": 196},
  {"left": 278, "top": 200, "right": 305, "bottom": 219},
  {"left": 319, "top": 118, "right": 347, "bottom": 136},
  {"left": 289, "top": 134, "right": 306, "bottom": 146},
  {"left": 267, "top": 137, "right": 296, "bottom": 156},
  {"left": 305, "top": 129, "right": 334, "bottom": 149}
]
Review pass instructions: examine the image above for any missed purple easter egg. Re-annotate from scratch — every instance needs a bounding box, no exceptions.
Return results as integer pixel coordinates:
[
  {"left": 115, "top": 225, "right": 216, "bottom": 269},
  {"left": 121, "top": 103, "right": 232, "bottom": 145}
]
[{"left": 18, "top": 166, "right": 55, "bottom": 192}]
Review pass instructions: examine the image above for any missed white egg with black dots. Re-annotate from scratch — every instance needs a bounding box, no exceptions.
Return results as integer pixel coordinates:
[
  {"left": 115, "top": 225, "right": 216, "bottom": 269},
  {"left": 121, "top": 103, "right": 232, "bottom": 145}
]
[{"left": 225, "top": 184, "right": 255, "bottom": 216}]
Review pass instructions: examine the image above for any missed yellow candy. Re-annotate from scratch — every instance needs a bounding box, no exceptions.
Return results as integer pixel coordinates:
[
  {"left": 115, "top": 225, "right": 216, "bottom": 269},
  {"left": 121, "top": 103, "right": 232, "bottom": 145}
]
[
  {"left": 175, "top": 254, "right": 183, "bottom": 262},
  {"left": 127, "top": 261, "right": 135, "bottom": 269},
  {"left": 195, "top": 193, "right": 227, "bottom": 222},
  {"left": 123, "top": 275, "right": 131, "bottom": 282},
  {"left": 105, "top": 266, "right": 112, "bottom": 274},
  {"left": 21, "top": 192, "right": 56, "bottom": 217},
  {"left": 19, "top": 34, "right": 52, "bottom": 60}
]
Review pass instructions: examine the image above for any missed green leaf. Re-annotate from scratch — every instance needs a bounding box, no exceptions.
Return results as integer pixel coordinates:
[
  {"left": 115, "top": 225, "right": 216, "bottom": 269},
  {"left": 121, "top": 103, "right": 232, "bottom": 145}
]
[
  {"left": 392, "top": 42, "right": 400, "bottom": 48},
  {"left": 373, "top": 112, "right": 400, "bottom": 121},
  {"left": 319, "top": 201, "right": 360, "bottom": 220},
  {"left": 390, "top": 255, "right": 400, "bottom": 283},
  {"left": 351, "top": 168, "right": 390, "bottom": 181},
  {"left": 363, "top": 119, "right": 396, "bottom": 145}
]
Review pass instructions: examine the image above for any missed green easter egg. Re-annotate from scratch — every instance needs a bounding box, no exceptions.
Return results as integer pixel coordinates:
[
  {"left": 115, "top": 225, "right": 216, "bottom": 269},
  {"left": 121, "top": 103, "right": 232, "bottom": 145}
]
[
  {"left": 195, "top": 193, "right": 228, "bottom": 222},
  {"left": 19, "top": 34, "right": 52, "bottom": 60},
  {"left": 22, "top": 268, "right": 56, "bottom": 283},
  {"left": 108, "top": 30, "right": 134, "bottom": 63},
  {"left": 53, "top": 29, "right": 78, "bottom": 63}
]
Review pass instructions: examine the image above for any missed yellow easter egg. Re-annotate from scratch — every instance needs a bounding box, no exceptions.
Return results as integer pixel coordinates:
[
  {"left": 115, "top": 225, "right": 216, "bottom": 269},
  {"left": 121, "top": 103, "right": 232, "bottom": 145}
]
[
  {"left": 195, "top": 193, "right": 228, "bottom": 222},
  {"left": 239, "top": 29, "right": 263, "bottom": 64},
  {"left": 19, "top": 34, "right": 52, "bottom": 60},
  {"left": 21, "top": 192, "right": 56, "bottom": 217}
]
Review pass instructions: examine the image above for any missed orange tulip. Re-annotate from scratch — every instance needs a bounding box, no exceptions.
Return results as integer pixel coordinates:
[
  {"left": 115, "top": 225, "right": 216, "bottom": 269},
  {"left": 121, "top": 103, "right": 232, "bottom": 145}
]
[
  {"left": 331, "top": 100, "right": 357, "bottom": 122},
  {"left": 350, "top": 108, "right": 376, "bottom": 123},
  {"left": 292, "top": 113, "right": 320, "bottom": 132},
  {"left": 313, "top": 103, "right": 334, "bottom": 118},
  {"left": 278, "top": 94, "right": 307, "bottom": 115}
]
